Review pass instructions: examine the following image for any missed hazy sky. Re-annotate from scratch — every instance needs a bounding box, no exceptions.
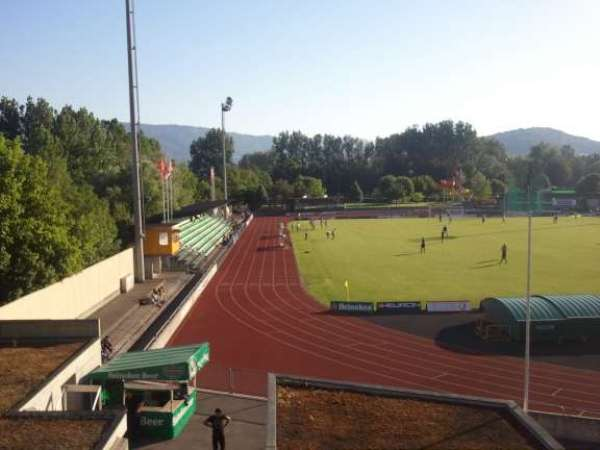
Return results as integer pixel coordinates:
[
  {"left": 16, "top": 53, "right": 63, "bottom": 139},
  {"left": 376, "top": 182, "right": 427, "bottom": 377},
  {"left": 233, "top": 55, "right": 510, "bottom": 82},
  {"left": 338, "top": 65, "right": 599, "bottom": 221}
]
[{"left": 2, "top": 1, "right": 599, "bottom": 139}]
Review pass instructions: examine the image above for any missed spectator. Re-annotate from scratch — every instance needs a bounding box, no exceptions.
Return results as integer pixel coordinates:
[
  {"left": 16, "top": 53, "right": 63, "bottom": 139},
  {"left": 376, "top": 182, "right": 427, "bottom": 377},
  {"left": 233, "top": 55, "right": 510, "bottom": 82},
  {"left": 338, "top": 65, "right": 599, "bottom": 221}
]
[{"left": 204, "top": 408, "right": 231, "bottom": 450}]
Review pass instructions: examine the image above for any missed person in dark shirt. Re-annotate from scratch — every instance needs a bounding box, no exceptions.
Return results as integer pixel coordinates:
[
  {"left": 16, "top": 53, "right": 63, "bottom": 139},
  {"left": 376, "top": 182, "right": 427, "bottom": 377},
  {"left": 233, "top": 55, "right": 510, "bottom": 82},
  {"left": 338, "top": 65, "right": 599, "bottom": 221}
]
[
  {"left": 420, "top": 237, "right": 426, "bottom": 254},
  {"left": 500, "top": 243, "right": 508, "bottom": 264},
  {"left": 204, "top": 408, "right": 231, "bottom": 450}
]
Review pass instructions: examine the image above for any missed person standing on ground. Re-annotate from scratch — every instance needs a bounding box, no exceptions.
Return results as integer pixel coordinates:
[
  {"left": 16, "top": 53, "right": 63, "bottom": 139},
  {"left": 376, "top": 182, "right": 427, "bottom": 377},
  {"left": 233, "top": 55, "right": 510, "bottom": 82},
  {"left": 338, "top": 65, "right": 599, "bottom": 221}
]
[
  {"left": 420, "top": 237, "right": 426, "bottom": 254},
  {"left": 500, "top": 243, "right": 508, "bottom": 264},
  {"left": 304, "top": 231, "right": 308, "bottom": 240},
  {"left": 331, "top": 228, "right": 336, "bottom": 239},
  {"left": 204, "top": 408, "right": 231, "bottom": 450},
  {"left": 440, "top": 229, "right": 445, "bottom": 243}
]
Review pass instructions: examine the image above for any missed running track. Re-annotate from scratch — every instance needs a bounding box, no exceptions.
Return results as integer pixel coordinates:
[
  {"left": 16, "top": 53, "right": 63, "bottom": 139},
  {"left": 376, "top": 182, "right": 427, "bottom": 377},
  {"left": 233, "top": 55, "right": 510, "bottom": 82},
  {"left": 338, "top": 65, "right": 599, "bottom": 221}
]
[{"left": 169, "top": 217, "right": 600, "bottom": 417}]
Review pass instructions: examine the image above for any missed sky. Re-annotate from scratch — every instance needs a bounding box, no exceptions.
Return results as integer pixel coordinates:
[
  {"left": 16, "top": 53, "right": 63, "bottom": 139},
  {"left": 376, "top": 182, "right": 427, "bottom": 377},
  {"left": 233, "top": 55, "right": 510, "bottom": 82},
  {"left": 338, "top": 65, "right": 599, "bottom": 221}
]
[{"left": 2, "top": 0, "right": 600, "bottom": 140}]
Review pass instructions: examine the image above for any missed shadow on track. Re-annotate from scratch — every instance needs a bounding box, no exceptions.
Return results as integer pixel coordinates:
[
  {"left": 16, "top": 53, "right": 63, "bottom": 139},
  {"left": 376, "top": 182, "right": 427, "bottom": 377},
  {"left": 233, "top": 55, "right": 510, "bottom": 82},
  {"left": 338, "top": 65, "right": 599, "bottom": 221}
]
[{"left": 357, "top": 313, "right": 600, "bottom": 372}]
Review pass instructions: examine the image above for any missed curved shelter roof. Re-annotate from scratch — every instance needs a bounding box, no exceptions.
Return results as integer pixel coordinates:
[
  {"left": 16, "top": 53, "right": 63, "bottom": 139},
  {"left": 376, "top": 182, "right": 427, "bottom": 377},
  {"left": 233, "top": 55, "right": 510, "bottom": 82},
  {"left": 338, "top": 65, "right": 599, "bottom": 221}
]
[
  {"left": 535, "top": 294, "right": 600, "bottom": 318},
  {"left": 481, "top": 297, "right": 565, "bottom": 323},
  {"left": 482, "top": 294, "right": 600, "bottom": 323}
]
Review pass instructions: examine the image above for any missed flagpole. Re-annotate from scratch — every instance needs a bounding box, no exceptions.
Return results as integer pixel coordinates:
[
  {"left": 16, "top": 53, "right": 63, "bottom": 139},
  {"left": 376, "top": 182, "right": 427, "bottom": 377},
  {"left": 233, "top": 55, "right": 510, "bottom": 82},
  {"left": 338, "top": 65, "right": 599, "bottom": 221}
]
[
  {"left": 162, "top": 176, "right": 166, "bottom": 223},
  {"left": 170, "top": 160, "right": 175, "bottom": 218}
]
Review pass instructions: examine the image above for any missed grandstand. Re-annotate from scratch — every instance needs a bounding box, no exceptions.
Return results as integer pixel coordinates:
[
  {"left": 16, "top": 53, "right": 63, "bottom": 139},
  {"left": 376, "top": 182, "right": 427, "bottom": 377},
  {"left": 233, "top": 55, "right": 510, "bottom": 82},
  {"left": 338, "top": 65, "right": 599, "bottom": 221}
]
[
  {"left": 145, "top": 201, "right": 233, "bottom": 273},
  {"left": 175, "top": 215, "right": 232, "bottom": 269}
]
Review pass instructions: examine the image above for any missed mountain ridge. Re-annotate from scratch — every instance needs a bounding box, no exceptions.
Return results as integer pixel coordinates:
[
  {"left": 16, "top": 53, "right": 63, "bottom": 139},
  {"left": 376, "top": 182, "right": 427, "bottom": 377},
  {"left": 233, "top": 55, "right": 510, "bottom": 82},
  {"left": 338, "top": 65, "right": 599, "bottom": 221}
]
[
  {"left": 488, "top": 127, "right": 600, "bottom": 155},
  {"left": 135, "top": 123, "right": 600, "bottom": 162}
]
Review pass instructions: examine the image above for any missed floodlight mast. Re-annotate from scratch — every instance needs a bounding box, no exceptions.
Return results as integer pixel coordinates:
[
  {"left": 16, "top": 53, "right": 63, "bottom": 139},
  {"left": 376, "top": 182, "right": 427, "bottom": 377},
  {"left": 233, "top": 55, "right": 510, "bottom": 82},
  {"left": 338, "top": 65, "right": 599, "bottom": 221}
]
[
  {"left": 125, "top": 0, "right": 145, "bottom": 282},
  {"left": 523, "top": 166, "right": 533, "bottom": 412},
  {"left": 221, "top": 97, "right": 233, "bottom": 202}
]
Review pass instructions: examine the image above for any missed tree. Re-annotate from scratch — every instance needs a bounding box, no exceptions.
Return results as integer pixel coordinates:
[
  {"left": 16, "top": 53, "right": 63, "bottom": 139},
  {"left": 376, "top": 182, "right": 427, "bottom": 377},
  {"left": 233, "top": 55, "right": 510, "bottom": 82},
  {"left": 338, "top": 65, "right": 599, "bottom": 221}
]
[
  {"left": 189, "top": 128, "right": 233, "bottom": 180},
  {"left": 490, "top": 178, "right": 507, "bottom": 197},
  {"left": 0, "top": 97, "right": 23, "bottom": 139},
  {"left": 396, "top": 176, "right": 414, "bottom": 199},
  {"left": 248, "top": 184, "right": 269, "bottom": 210},
  {"left": 0, "top": 137, "right": 79, "bottom": 301},
  {"left": 469, "top": 172, "right": 492, "bottom": 199},
  {"left": 239, "top": 150, "right": 274, "bottom": 172},
  {"left": 376, "top": 175, "right": 402, "bottom": 201},
  {"left": 576, "top": 173, "right": 600, "bottom": 197},
  {"left": 271, "top": 179, "right": 294, "bottom": 201},
  {"left": 171, "top": 164, "right": 204, "bottom": 208},
  {"left": 349, "top": 180, "right": 364, "bottom": 202},
  {"left": 293, "top": 176, "right": 325, "bottom": 198},
  {"left": 412, "top": 175, "right": 437, "bottom": 195}
]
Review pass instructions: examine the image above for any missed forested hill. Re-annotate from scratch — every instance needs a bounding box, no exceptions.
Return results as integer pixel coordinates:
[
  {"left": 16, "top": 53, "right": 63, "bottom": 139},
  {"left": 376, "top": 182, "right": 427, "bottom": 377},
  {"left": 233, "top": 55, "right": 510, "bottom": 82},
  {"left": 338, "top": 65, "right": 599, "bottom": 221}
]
[
  {"left": 140, "top": 123, "right": 600, "bottom": 161},
  {"left": 136, "top": 123, "right": 273, "bottom": 162},
  {"left": 489, "top": 127, "right": 600, "bottom": 155}
]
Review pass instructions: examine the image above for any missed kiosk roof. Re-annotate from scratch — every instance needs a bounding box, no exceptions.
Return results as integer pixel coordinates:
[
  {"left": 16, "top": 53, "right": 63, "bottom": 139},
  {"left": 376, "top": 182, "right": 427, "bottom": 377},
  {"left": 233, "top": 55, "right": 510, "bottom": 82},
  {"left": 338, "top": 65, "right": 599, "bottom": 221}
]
[{"left": 89, "top": 343, "right": 209, "bottom": 382}]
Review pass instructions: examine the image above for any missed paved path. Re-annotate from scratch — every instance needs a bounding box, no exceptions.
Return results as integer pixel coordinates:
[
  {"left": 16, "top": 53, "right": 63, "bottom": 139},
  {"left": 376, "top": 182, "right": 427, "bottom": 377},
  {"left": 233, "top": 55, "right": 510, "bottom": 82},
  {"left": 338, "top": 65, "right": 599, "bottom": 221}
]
[
  {"left": 89, "top": 271, "right": 192, "bottom": 355},
  {"left": 133, "top": 391, "right": 266, "bottom": 450},
  {"left": 169, "top": 217, "right": 600, "bottom": 418}
]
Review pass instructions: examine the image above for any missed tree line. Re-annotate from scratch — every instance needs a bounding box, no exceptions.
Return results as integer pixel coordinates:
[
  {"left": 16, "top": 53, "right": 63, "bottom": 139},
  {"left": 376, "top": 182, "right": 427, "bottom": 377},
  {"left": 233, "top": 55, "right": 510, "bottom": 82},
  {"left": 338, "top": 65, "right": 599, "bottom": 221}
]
[
  {"left": 0, "top": 96, "right": 202, "bottom": 301},
  {"left": 191, "top": 120, "right": 600, "bottom": 203}
]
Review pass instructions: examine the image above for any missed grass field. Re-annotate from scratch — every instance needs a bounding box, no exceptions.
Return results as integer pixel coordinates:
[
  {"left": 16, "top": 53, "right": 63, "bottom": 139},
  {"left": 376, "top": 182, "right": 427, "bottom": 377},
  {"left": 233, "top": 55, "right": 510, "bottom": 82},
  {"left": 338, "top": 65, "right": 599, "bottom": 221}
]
[{"left": 289, "top": 216, "right": 600, "bottom": 306}]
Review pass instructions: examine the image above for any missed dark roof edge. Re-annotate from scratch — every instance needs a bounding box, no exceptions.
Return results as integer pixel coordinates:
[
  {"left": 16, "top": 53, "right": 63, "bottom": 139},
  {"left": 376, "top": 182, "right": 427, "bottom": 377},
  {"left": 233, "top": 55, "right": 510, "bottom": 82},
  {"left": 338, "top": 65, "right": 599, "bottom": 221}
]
[{"left": 268, "top": 373, "right": 564, "bottom": 450}]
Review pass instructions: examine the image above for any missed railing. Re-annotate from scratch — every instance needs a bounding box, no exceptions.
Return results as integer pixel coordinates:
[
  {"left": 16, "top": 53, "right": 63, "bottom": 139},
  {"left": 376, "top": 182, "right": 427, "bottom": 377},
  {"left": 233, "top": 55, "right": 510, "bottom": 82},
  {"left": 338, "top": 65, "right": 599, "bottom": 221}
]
[{"left": 195, "top": 362, "right": 269, "bottom": 398}]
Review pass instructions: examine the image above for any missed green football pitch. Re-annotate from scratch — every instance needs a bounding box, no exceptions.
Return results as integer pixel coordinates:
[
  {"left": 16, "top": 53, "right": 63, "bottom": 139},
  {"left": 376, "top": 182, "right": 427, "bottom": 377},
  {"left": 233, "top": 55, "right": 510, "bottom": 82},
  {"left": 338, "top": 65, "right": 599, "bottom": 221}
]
[{"left": 289, "top": 216, "right": 600, "bottom": 306}]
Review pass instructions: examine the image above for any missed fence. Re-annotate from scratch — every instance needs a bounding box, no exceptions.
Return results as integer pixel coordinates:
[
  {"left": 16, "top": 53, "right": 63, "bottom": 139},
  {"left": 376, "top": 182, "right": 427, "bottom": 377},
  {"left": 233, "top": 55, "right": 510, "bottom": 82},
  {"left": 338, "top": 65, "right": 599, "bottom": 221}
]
[{"left": 196, "top": 362, "right": 269, "bottom": 398}]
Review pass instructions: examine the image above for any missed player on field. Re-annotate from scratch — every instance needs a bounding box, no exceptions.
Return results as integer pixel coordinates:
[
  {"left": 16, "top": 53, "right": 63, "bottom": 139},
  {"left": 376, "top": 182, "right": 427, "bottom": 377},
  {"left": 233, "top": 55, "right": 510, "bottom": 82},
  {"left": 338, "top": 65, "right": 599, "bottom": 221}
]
[
  {"left": 331, "top": 229, "right": 336, "bottom": 239},
  {"left": 420, "top": 237, "right": 426, "bottom": 254},
  {"left": 500, "top": 243, "right": 508, "bottom": 264}
]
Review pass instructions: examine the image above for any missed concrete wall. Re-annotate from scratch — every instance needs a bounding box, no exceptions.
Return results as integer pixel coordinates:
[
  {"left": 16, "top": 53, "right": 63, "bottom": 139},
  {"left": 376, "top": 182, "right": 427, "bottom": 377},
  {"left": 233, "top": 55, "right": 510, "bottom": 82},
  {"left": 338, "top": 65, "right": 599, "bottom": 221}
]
[
  {"left": 149, "top": 264, "right": 218, "bottom": 349},
  {"left": 0, "top": 249, "right": 134, "bottom": 320},
  {"left": 0, "top": 319, "right": 101, "bottom": 341},
  {"left": 19, "top": 339, "right": 102, "bottom": 412},
  {"left": 531, "top": 410, "right": 600, "bottom": 445}
]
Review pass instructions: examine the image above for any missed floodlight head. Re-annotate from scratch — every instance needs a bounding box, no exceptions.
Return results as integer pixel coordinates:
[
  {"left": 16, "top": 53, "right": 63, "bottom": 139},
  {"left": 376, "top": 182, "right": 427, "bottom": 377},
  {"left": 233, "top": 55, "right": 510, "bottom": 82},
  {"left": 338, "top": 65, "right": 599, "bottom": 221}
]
[{"left": 222, "top": 96, "right": 233, "bottom": 112}]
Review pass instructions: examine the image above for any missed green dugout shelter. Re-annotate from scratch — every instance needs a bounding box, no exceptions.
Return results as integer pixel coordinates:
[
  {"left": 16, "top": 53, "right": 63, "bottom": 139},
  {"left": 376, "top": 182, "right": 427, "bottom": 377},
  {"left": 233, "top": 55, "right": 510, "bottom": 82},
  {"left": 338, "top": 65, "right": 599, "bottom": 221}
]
[
  {"left": 88, "top": 343, "right": 209, "bottom": 439},
  {"left": 481, "top": 295, "right": 600, "bottom": 342}
]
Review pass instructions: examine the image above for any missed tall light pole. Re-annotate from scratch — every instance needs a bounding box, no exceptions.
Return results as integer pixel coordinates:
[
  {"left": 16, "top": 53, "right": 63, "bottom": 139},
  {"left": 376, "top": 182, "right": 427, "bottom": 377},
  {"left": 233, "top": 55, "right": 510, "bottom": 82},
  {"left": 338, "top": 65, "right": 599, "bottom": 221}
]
[
  {"left": 125, "top": 0, "right": 145, "bottom": 281},
  {"left": 523, "top": 168, "right": 534, "bottom": 412},
  {"left": 221, "top": 96, "right": 233, "bottom": 202}
]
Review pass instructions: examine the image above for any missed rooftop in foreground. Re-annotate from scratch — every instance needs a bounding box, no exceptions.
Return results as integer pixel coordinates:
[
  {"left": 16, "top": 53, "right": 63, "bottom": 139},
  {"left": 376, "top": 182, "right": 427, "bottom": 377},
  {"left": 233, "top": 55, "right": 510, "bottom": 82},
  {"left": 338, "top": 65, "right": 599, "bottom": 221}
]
[
  {"left": 270, "top": 375, "right": 563, "bottom": 450},
  {"left": 0, "top": 339, "right": 114, "bottom": 450},
  {"left": 0, "top": 341, "right": 83, "bottom": 414}
]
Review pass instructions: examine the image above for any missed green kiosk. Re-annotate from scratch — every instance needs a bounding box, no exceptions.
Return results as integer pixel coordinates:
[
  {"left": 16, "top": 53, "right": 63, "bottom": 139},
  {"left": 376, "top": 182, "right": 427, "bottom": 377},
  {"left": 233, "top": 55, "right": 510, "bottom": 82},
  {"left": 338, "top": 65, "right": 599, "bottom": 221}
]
[{"left": 88, "top": 343, "right": 209, "bottom": 439}]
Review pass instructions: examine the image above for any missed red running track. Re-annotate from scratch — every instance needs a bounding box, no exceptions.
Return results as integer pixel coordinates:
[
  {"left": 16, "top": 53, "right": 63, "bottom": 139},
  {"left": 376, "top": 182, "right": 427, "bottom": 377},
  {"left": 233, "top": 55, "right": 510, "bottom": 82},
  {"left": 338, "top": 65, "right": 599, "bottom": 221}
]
[{"left": 170, "top": 217, "right": 600, "bottom": 417}]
